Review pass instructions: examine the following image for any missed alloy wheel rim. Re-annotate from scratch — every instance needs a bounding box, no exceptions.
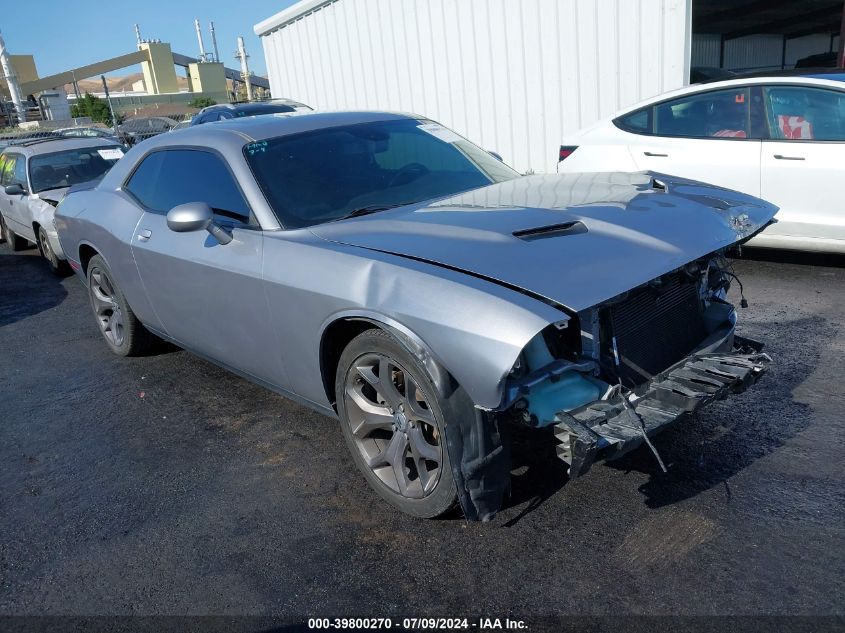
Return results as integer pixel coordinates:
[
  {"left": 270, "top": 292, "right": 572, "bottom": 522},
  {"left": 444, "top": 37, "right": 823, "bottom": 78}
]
[
  {"left": 89, "top": 267, "right": 125, "bottom": 347},
  {"left": 343, "top": 353, "right": 443, "bottom": 499},
  {"left": 39, "top": 230, "right": 56, "bottom": 265}
]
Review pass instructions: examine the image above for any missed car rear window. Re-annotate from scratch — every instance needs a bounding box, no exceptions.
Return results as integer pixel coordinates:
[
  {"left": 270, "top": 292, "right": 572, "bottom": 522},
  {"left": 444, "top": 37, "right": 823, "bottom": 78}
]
[{"left": 237, "top": 105, "right": 296, "bottom": 117}]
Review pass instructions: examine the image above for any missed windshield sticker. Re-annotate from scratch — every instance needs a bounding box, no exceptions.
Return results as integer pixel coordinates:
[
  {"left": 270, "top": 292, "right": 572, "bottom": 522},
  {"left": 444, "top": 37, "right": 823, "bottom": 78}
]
[
  {"left": 417, "top": 123, "right": 463, "bottom": 144},
  {"left": 97, "top": 148, "right": 124, "bottom": 160},
  {"left": 246, "top": 140, "right": 268, "bottom": 155}
]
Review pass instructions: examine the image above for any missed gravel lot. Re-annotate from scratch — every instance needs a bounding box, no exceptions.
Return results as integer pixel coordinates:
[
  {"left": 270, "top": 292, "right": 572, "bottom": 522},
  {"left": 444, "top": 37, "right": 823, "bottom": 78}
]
[{"left": 1, "top": 246, "right": 843, "bottom": 625}]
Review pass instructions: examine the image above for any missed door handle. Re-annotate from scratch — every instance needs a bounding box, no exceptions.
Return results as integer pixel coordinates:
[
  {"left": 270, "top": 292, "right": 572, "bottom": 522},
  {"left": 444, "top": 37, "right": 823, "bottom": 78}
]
[
  {"left": 644, "top": 151, "right": 669, "bottom": 157},
  {"left": 137, "top": 229, "right": 152, "bottom": 241},
  {"left": 773, "top": 154, "right": 804, "bottom": 161}
]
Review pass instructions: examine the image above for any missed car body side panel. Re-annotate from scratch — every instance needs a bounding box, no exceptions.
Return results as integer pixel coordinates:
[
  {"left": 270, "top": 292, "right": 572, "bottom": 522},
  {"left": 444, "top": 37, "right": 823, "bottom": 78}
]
[
  {"left": 54, "top": 189, "right": 161, "bottom": 330},
  {"left": 260, "top": 231, "right": 565, "bottom": 410},
  {"left": 760, "top": 140, "right": 845, "bottom": 245},
  {"left": 29, "top": 199, "right": 66, "bottom": 259},
  {"left": 130, "top": 216, "right": 286, "bottom": 386}
]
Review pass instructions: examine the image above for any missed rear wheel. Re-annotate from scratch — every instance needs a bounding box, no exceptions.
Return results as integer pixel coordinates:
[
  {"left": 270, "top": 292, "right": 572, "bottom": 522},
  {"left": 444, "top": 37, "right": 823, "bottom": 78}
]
[
  {"left": 0, "top": 214, "right": 28, "bottom": 251},
  {"left": 86, "top": 254, "right": 154, "bottom": 356},
  {"left": 336, "top": 329, "right": 458, "bottom": 518},
  {"left": 37, "top": 226, "right": 70, "bottom": 276}
]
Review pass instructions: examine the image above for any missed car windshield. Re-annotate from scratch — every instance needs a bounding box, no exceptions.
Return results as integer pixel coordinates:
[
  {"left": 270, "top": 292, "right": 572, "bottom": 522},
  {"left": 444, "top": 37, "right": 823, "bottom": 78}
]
[
  {"left": 245, "top": 118, "right": 519, "bottom": 229},
  {"left": 28, "top": 145, "right": 124, "bottom": 193}
]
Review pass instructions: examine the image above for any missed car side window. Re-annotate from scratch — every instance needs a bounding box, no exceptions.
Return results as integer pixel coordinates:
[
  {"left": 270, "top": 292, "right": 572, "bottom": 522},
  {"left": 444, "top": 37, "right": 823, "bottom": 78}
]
[
  {"left": 763, "top": 85, "right": 845, "bottom": 141},
  {"left": 653, "top": 88, "right": 751, "bottom": 138},
  {"left": 617, "top": 109, "right": 650, "bottom": 133},
  {"left": 124, "top": 149, "right": 251, "bottom": 221},
  {"left": 13, "top": 156, "right": 27, "bottom": 187},
  {"left": 1, "top": 155, "right": 17, "bottom": 186}
]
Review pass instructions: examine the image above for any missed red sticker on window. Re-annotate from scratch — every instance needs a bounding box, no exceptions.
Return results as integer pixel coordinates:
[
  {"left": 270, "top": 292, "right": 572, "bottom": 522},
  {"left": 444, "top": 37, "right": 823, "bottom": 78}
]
[{"left": 735, "top": 93, "right": 745, "bottom": 103}]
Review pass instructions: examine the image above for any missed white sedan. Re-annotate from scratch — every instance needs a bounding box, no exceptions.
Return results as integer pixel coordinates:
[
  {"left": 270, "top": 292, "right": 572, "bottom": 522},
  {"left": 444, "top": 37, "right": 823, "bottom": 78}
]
[{"left": 557, "top": 73, "right": 845, "bottom": 253}]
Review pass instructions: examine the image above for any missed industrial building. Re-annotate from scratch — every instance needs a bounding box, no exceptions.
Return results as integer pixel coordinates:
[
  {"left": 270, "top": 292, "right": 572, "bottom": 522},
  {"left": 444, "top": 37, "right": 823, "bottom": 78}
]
[
  {"left": 0, "top": 22, "right": 268, "bottom": 127},
  {"left": 255, "top": 0, "right": 845, "bottom": 174}
]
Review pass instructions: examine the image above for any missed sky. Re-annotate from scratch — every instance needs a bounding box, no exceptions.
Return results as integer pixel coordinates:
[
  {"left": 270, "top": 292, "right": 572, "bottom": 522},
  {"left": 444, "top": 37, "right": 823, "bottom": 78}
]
[{"left": 1, "top": 0, "right": 301, "bottom": 79}]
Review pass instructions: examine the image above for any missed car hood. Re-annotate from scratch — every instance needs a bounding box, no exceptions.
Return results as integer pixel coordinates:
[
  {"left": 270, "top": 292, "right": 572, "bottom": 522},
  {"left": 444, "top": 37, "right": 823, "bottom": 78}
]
[
  {"left": 36, "top": 188, "right": 69, "bottom": 205},
  {"left": 309, "top": 172, "right": 778, "bottom": 312}
]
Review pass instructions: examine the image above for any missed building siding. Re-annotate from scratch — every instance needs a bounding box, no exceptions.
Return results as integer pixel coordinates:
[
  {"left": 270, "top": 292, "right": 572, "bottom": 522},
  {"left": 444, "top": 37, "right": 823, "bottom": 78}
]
[{"left": 257, "top": 0, "right": 691, "bottom": 174}]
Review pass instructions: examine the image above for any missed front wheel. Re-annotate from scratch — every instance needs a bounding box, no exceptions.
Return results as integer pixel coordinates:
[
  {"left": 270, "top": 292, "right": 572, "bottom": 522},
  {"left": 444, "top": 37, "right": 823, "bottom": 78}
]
[
  {"left": 86, "top": 254, "right": 154, "bottom": 356},
  {"left": 336, "top": 329, "right": 458, "bottom": 518},
  {"left": 38, "top": 227, "right": 70, "bottom": 276}
]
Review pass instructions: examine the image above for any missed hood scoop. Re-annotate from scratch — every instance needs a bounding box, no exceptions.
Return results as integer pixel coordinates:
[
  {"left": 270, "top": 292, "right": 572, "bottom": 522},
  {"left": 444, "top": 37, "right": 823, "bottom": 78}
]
[{"left": 512, "top": 220, "right": 587, "bottom": 241}]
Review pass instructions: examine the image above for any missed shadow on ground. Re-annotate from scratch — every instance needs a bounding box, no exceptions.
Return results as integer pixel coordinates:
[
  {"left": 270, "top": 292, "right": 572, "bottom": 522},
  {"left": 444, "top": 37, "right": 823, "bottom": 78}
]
[
  {"left": 739, "top": 247, "right": 845, "bottom": 268},
  {"left": 605, "top": 315, "right": 833, "bottom": 508},
  {"left": 0, "top": 252, "right": 68, "bottom": 327}
]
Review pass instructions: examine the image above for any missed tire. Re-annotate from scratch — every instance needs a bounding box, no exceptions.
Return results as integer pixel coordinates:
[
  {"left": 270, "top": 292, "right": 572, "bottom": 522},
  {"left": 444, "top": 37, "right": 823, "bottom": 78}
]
[
  {"left": 37, "top": 226, "right": 71, "bottom": 276},
  {"left": 336, "top": 328, "right": 459, "bottom": 518},
  {"left": 0, "top": 214, "right": 28, "bottom": 251},
  {"left": 86, "top": 254, "right": 155, "bottom": 356}
]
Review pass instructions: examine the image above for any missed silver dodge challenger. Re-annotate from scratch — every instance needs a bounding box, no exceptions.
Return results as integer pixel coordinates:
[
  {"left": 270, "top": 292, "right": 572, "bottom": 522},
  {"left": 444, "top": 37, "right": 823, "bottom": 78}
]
[{"left": 55, "top": 111, "right": 776, "bottom": 520}]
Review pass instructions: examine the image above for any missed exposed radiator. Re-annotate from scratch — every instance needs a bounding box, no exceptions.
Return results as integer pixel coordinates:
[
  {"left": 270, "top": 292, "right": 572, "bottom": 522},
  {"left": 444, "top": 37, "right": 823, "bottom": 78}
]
[{"left": 607, "top": 276, "right": 707, "bottom": 386}]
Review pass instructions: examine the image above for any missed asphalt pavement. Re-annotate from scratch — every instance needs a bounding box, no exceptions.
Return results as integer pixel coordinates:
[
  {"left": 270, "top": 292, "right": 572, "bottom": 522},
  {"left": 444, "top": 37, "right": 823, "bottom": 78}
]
[{"left": 1, "top": 245, "right": 843, "bottom": 626}]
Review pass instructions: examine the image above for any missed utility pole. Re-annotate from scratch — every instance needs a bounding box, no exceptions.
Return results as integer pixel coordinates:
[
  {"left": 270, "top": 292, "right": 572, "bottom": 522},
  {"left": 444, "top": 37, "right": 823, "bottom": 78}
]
[
  {"left": 195, "top": 19, "right": 208, "bottom": 63},
  {"left": 100, "top": 74, "right": 119, "bottom": 132},
  {"left": 0, "top": 30, "right": 25, "bottom": 126},
  {"left": 235, "top": 36, "right": 253, "bottom": 102},
  {"left": 70, "top": 70, "right": 81, "bottom": 101},
  {"left": 209, "top": 22, "right": 220, "bottom": 63}
]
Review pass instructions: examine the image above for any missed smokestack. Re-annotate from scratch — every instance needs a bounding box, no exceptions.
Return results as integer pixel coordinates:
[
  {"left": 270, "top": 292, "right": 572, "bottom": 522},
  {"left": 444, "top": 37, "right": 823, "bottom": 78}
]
[
  {"left": 235, "top": 36, "right": 253, "bottom": 101},
  {"left": 194, "top": 18, "right": 207, "bottom": 62},
  {"left": 134, "top": 24, "right": 143, "bottom": 48},
  {"left": 209, "top": 22, "right": 220, "bottom": 63},
  {"left": 0, "top": 30, "right": 25, "bottom": 126}
]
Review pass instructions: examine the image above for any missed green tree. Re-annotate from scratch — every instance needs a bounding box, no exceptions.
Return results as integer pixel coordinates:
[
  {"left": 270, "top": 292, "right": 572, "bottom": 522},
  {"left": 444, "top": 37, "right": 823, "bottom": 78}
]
[
  {"left": 70, "top": 92, "right": 120, "bottom": 126},
  {"left": 189, "top": 97, "right": 216, "bottom": 109}
]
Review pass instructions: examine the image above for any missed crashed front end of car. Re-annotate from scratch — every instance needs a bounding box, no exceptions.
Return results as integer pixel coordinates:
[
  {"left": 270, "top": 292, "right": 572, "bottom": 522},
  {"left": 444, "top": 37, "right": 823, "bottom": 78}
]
[
  {"left": 311, "top": 170, "right": 777, "bottom": 521},
  {"left": 498, "top": 251, "right": 770, "bottom": 480}
]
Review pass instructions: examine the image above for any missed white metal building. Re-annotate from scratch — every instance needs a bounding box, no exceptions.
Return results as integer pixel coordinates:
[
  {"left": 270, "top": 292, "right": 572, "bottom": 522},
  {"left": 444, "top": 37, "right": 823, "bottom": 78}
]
[
  {"left": 255, "top": 0, "right": 844, "bottom": 174},
  {"left": 255, "top": 0, "right": 692, "bottom": 174}
]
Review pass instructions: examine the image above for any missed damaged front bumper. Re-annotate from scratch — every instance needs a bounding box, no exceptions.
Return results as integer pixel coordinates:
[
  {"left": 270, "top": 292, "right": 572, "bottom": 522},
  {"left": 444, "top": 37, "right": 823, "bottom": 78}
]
[{"left": 553, "top": 335, "right": 770, "bottom": 478}]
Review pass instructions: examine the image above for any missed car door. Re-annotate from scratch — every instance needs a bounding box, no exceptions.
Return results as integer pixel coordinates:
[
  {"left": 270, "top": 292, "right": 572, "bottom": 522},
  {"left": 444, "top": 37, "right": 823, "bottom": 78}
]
[
  {"left": 622, "top": 86, "right": 763, "bottom": 197},
  {"left": 1, "top": 153, "right": 35, "bottom": 240},
  {"left": 759, "top": 83, "right": 845, "bottom": 245},
  {"left": 124, "top": 148, "right": 284, "bottom": 385}
]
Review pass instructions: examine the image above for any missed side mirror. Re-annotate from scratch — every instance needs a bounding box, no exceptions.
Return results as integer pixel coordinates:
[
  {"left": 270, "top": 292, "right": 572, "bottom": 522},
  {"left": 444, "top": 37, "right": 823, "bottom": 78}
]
[
  {"left": 487, "top": 151, "right": 504, "bottom": 162},
  {"left": 4, "top": 183, "right": 26, "bottom": 195},
  {"left": 167, "top": 201, "right": 212, "bottom": 232},
  {"left": 166, "top": 201, "right": 232, "bottom": 245}
]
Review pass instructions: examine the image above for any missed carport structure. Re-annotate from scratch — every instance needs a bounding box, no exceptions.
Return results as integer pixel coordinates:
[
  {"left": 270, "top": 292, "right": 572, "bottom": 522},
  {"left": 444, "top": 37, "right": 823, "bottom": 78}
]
[{"left": 692, "top": 0, "right": 845, "bottom": 71}]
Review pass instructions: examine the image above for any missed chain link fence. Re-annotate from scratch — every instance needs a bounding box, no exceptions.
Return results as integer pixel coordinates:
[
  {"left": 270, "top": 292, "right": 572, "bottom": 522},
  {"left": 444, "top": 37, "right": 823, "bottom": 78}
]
[{"left": 0, "top": 112, "right": 195, "bottom": 150}]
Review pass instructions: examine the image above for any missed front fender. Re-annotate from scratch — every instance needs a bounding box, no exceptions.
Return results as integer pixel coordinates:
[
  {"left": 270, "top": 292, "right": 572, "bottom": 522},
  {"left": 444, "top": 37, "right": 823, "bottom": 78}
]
[
  {"left": 319, "top": 309, "right": 455, "bottom": 400},
  {"left": 263, "top": 233, "right": 568, "bottom": 411}
]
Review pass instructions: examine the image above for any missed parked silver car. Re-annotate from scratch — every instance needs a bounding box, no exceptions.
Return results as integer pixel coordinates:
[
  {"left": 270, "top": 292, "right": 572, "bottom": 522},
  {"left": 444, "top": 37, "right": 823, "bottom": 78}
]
[
  {"left": 0, "top": 137, "right": 125, "bottom": 274},
  {"left": 55, "top": 112, "right": 775, "bottom": 520}
]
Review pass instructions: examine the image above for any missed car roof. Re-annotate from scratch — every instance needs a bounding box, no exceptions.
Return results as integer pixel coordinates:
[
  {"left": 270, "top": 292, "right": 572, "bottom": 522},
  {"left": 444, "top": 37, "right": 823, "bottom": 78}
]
[
  {"left": 710, "top": 68, "right": 845, "bottom": 83},
  {"left": 0, "top": 135, "right": 121, "bottom": 157},
  {"left": 165, "top": 110, "right": 420, "bottom": 145},
  {"left": 612, "top": 74, "right": 845, "bottom": 118},
  {"left": 201, "top": 99, "right": 306, "bottom": 114}
]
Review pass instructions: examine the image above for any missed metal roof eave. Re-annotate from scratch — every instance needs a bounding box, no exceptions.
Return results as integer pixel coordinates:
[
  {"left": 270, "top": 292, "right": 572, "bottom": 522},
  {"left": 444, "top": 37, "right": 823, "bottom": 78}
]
[{"left": 253, "top": 0, "right": 339, "bottom": 37}]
